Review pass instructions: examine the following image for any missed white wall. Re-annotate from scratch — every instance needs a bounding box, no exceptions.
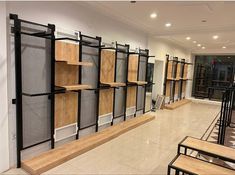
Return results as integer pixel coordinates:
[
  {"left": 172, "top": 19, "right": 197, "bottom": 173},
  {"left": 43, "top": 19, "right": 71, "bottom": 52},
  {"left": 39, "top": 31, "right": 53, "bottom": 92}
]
[
  {"left": 148, "top": 37, "right": 193, "bottom": 98},
  {"left": 0, "top": 1, "right": 10, "bottom": 172},
  {"left": 6, "top": 1, "right": 147, "bottom": 50}
]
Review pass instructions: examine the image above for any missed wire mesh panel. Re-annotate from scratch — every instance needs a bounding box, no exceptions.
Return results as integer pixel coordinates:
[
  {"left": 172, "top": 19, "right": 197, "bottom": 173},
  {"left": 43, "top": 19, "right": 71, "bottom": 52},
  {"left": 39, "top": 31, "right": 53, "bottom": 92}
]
[
  {"left": 114, "top": 52, "right": 127, "bottom": 117},
  {"left": 80, "top": 36, "right": 99, "bottom": 129},
  {"left": 21, "top": 22, "right": 52, "bottom": 148},
  {"left": 137, "top": 56, "right": 147, "bottom": 111}
]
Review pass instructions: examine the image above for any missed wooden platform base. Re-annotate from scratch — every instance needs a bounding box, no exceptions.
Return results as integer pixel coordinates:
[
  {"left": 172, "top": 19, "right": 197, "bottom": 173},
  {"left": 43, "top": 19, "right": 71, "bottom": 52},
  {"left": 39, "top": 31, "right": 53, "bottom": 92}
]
[
  {"left": 22, "top": 114, "right": 155, "bottom": 175},
  {"left": 164, "top": 99, "right": 190, "bottom": 110}
]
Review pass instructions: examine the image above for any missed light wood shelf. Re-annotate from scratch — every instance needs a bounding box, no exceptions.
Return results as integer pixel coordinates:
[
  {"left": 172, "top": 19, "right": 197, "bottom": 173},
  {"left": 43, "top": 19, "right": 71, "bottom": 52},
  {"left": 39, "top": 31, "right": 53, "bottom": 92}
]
[
  {"left": 129, "top": 81, "right": 147, "bottom": 85},
  {"left": 67, "top": 61, "right": 93, "bottom": 67},
  {"left": 61, "top": 84, "right": 92, "bottom": 91},
  {"left": 101, "top": 82, "right": 126, "bottom": 87}
]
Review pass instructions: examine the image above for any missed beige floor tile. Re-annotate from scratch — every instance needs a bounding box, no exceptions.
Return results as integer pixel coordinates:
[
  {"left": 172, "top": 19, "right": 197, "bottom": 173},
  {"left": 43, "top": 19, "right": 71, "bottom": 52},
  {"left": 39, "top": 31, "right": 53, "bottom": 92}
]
[{"left": 4, "top": 102, "right": 220, "bottom": 175}]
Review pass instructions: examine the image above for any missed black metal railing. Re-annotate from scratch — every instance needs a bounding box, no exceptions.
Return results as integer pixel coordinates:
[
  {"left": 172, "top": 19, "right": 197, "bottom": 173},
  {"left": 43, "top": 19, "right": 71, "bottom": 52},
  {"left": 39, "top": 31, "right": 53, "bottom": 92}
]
[{"left": 217, "top": 86, "right": 235, "bottom": 145}]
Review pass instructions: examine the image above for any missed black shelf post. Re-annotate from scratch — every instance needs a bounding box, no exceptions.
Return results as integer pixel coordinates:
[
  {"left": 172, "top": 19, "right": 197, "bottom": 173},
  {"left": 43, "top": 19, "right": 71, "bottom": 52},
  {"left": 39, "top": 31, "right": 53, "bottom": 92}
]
[{"left": 11, "top": 14, "right": 23, "bottom": 168}]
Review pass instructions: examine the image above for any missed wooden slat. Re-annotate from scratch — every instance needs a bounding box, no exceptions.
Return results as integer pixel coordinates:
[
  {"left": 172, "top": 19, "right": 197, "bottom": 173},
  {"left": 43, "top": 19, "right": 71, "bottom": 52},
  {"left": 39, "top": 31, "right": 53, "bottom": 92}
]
[
  {"left": 183, "top": 64, "right": 188, "bottom": 79},
  {"left": 55, "top": 93, "right": 78, "bottom": 128},
  {"left": 176, "top": 63, "right": 181, "bottom": 79},
  {"left": 172, "top": 154, "right": 235, "bottom": 175},
  {"left": 167, "top": 61, "right": 173, "bottom": 79},
  {"left": 100, "top": 50, "right": 115, "bottom": 83},
  {"left": 55, "top": 62, "right": 78, "bottom": 86},
  {"left": 98, "top": 50, "right": 116, "bottom": 117},
  {"left": 55, "top": 41, "right": 79, "bottom": 64},
  {"left": 166, "top": 81, "right": 171, "bottom": 96},
  {"left": 128, "top": 54, "right": 138, "bottom": 82},
  {"left": 62, "top": 84, "right": 91, "bottom": 91},
  {"left": 164, "top": 99, "right": 191, "bottom": 110},
  {"left": 99, "top": 89, "right": 114, "bottom": 115},
  {"left": 181, "top": 137, "right": 235, "bottom": 162},
  {"left": 55, "top": 62, "right": 78, "bottom": 129},
  {"left": 126, "top": 87, "right": 137, "bottom": 108},
  {"left": 22, "top": 114, "right": 155, "bottom": 175}
]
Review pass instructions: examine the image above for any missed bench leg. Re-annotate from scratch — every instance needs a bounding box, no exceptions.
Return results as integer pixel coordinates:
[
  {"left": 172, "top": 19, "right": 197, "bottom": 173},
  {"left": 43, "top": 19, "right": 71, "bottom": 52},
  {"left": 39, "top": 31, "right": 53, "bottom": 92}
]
[
  {"left": 175, "top": 169, "right": 180, "bottom": 175},
  {"left": 177, "top": 145, "right": 180, "bottom": 154},
  {"left": 167, "top": 166, "right": 171, "bottom": 175}
]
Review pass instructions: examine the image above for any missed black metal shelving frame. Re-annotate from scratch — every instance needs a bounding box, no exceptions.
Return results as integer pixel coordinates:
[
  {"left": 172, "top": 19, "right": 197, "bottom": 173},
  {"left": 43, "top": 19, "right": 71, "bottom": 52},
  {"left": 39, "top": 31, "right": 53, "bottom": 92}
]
[
  {"left": 10, "top": 14, "right": 155, "bottom": 167},
  {"left": 163, "top": 55, "right": 191, "bottom": 103},
  {"left": 217, "top": 86, "right": 235, "bottom": 145},
  {"left": 10, "top": 13, "right": 57, "bottom": 168}
]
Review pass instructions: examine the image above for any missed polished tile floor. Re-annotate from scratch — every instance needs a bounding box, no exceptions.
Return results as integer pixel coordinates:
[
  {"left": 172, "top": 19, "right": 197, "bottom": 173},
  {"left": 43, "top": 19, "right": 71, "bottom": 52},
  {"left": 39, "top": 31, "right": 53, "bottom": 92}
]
[{"left": 4, "top": 102, "right": 220, "bottom": 175}]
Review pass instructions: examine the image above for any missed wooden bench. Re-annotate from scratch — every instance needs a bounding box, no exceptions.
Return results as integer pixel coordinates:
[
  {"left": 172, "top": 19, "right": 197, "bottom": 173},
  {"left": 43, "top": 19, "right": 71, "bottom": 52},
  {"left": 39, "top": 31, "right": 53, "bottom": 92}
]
[
  {"left": 168, "top": 154, "right": 235, "bottom": 175},
  {"left": 22, "top": 114, "right": 155, "bottom": 175},
  {"left": 178, "top": 136, "right": 235, "bottom": 163}
]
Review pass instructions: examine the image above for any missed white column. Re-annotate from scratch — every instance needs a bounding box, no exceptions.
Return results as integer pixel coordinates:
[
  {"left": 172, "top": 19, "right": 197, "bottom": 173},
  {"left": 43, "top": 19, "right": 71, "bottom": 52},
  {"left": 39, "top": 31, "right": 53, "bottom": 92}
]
[{"left": 0, "top": 1, "right": 10, "bottom": 173}]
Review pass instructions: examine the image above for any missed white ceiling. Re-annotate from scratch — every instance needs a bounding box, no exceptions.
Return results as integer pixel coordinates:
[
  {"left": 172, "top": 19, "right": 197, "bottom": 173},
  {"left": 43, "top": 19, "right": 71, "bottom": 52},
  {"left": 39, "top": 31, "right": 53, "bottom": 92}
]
[{"left": 85, "top": 1, "right": 235, "bottom": 54}]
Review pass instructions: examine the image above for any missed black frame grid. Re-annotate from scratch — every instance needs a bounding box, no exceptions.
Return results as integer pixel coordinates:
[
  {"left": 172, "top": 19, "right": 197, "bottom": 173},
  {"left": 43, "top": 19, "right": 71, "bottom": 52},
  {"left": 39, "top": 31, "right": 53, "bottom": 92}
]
[
  {"left": 10, "top": 13, "right": 155, "bottom": 168},
  {"left": 10, "top": 14, "right": 56, "bottom": 168},
  {"left": 163, "top": 55, "right": 190, "bottom": 103}
]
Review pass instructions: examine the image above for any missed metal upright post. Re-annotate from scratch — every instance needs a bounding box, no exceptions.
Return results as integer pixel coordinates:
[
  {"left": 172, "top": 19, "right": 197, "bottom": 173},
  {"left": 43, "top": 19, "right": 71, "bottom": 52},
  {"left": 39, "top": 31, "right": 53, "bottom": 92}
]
[
  {"left": 111, "top": 43, "right": 118, "bottom": 125},
  {"left": 10, "top": 14, "right": 23, "bottom": 168},
  {"left": 123, "top": 44, "right": 129, "bottom": 121},
  {"left": 77, "top": 32, "right": 82, "bottom": 138},
  {"left": 143, "top": 50, "right": 149, "bottom": 113},
  {"left": 96, "top": 36, "right": 102, "bottom": 132},
  {"left": 163, "top": 55, "right": 169, "bottom": 96},
  {"left": 179, "top": 59, "right": 185, "bottom": 100},
  {"left": 48, "top": 23, "right": 55, "bottom": 149}
]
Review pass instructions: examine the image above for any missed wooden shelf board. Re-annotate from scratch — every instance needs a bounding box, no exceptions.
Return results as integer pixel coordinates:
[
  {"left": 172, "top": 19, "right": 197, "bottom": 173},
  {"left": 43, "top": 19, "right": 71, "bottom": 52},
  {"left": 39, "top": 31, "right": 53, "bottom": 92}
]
[
  {"left": 61, "top": 84, "right": 92, "bottom": 91},
  {"left": 67, "top": 61, "right": 93, "bottom": 66},
  {"left": 181, "top": 136, "right": 235, "bottom": 162},
  {"left": 22, "top": 114, "right": 155, "bottom": 175},
  {"left": 164, "top": 99, "right": 191, "bottom": 110},
  {"left": 101, "top": 82, "right": 126, "bottom": 87},
  {"left": 129, "top": 81, "right": 147, "bottom": 85},
  {"left": 172, "top": 154, "right": 235, "bottom": 175}
]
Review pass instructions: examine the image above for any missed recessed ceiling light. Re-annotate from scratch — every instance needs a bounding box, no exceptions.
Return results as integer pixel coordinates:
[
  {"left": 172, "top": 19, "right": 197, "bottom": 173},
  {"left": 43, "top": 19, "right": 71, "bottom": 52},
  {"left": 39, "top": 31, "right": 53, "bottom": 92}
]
[
  {"left": 186, "top": 37, "right": 191, "bottom": 40},
  {"left": 202, "top": 46, "right": 205, "bottom": 49},
  {"left": 222, "top": 46, "right": 226, "bottom": 49},
  {"left": 150, "top": 13, "right": 157, "bottom": 19},
  {"left": 197, "top": 44, "right": 201, "bottom": 47},
  {"left": 165, "top": 23, "right": 172, "bottom": 27},
  {"left": 213, "top": 35, "right": 219, "bottom": 39},
  {"left": 193, "top": 41, "right": 197, "bottom": 43}
]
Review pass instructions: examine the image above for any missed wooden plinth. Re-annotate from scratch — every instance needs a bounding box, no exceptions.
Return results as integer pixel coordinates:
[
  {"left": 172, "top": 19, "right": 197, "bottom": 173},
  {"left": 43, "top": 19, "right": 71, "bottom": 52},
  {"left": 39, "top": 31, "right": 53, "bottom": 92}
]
[
  {"left": 22, "top": 114, "right": 155, "bottom": 175},
  {"left": 164, "top": 99, "right": 190, "bottom": 110}
]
